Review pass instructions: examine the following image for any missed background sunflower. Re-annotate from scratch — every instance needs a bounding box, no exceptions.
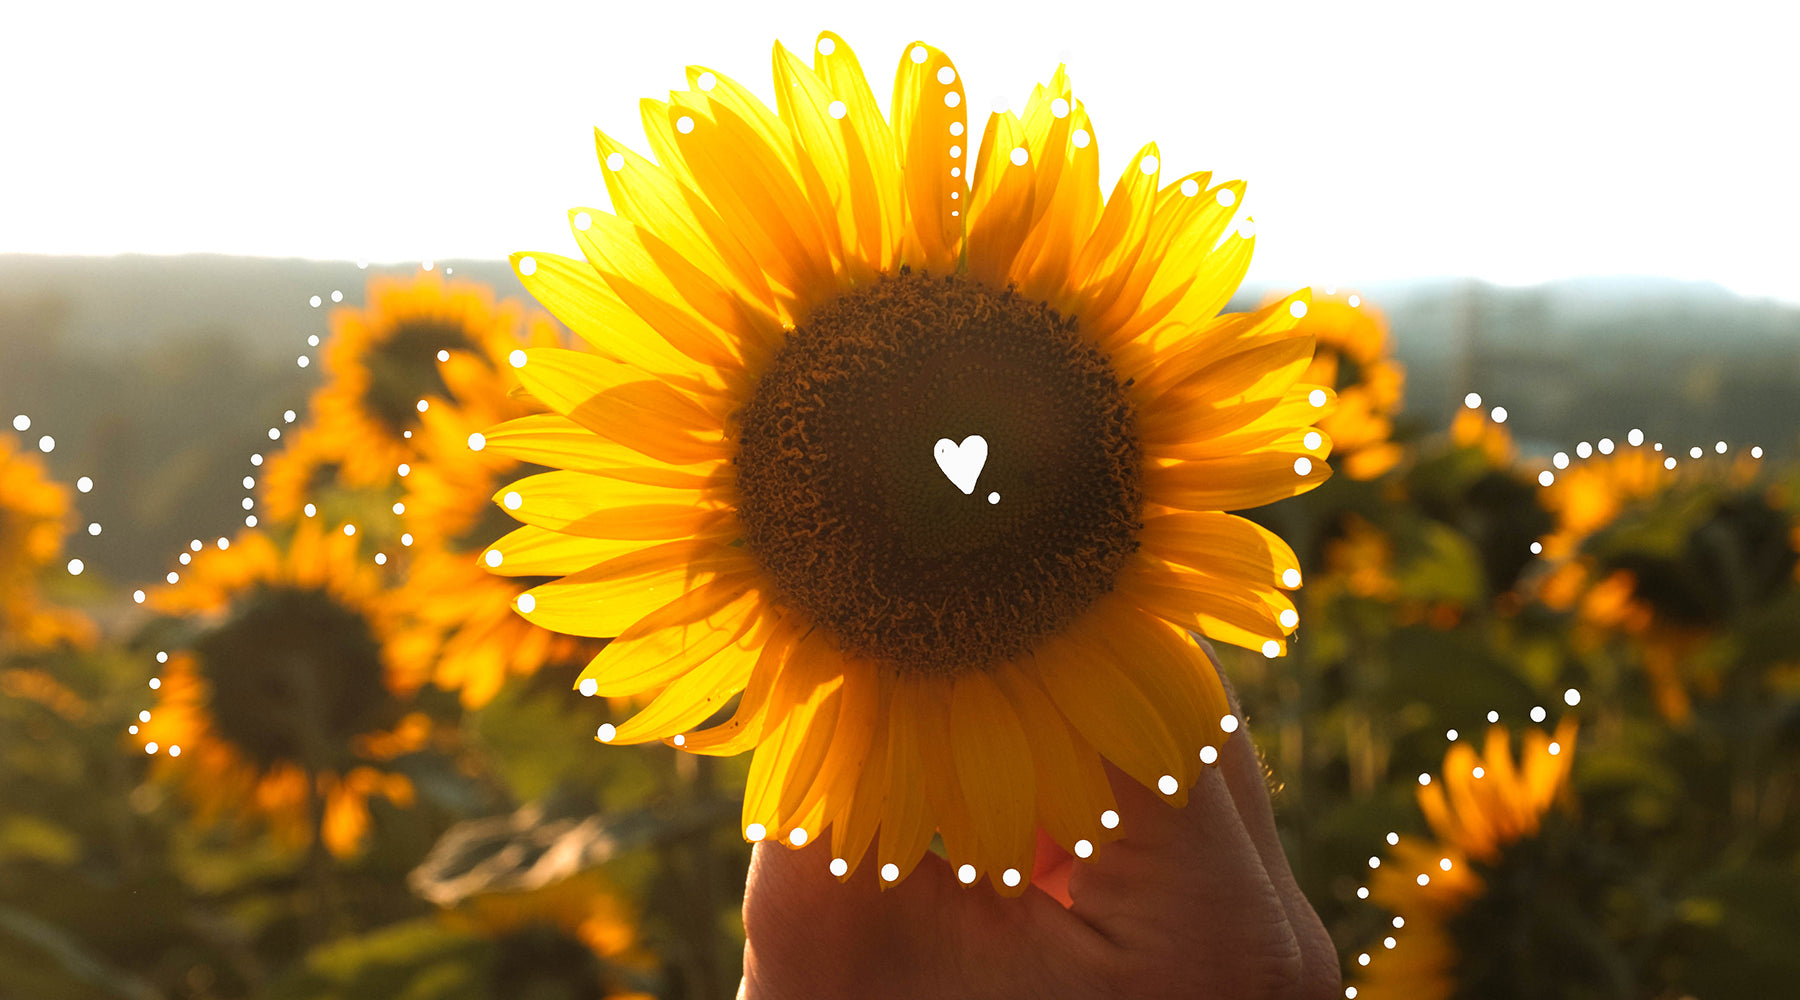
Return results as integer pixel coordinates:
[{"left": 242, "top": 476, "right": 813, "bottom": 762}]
[{"left": 0, "top": 432, "right": 94, "bottom": 653}]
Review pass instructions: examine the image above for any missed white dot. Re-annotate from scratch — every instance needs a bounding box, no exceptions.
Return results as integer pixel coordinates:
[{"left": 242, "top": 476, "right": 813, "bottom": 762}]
[
  {"left": 605, "top": 153, "right": 624, "bottom": 171},
  {"left": 67, "top": 559, "right": 84, "bottom": 575},
  {"left": 1491, "top": 406, "right": 1508, "bottom": 423},
  {"left": 415, "top": 399, "right": 429, "bottom": 413},
  {"left": 1100, "top": 809, "right": 1120, "bottom": 829},
  {"left": 881, "top": 863, "right": 900, "bottom": 882},
  {"left": 1308, "top": 389, "right": 1328, "bottom": 408},
  {"left": 957, "top": 863, "right": 977, "bottom": 884},
  {"left": 37, "top": 436, "right": 54, "bottom": 453},
  {"left": 1357, "top": 954, "right": 1370, "bottom": 967},
  {"left": 1199, "top": 745, "right": 1219, "bottom": 764},
  {"left": 1002, "top": 868, "right": 1022, "bottom": 887},
  {"left": 1384, "top": 936, "right": 1397, "bottom": 949},
  {"left": 517, "top": 594, "right": 536, "bottom": 613},
  {"left": 672, "top": 734, "right": 686, "bottom": 746},
  {"left": 675, "top": 116, "right": 694, "bottom": 133},
  {"left": 1158, "top": 774, "right": 1178, "bottom": 795},
  {"left": 1464, "top": 392, "right": 1482, "bottom": 409},
  {"left": 1220, "top": 714, "right": 1240, "bottom": 733},
  {"left": 1599, "top": 437, "right": 1615, "bottom": 454},
  {"left": 831, "top": 857, "right": 849, "bottom": 876},
  {"left": 343, "top": 524, "right": 356, "bottom": 536},
  {"left": 1752, "top": 446, "right": 1764, "bottom": 458},
  {"left": 1179, "top": 178, "right": 1199, "bottom": 197},
  {"left": 949, "top": 144, "right": 962, "bottom": 159},
  {"left": 484, "top": 549, "right": 503, "bottom": 568},
  {"left": 1439, "top": 858, "right": 1453, "bottom": 871},
  {"left": 987, "top": 491, "right": 1000, "bottom": 504},
  {"left": 1689, "top": 446, "right": 1703, "bottom": 459},
  {"left": 168, "top": 745, "right": 181, "bottom": 757},
  {"left": 572, "top": 211, "right": 592, "bottom": 232},
  {"left": 422, "top": 260, "right": 434, "bottom": 271},
  {"left": 1393, "top": 917, "right": 1405, "bottom": 929},
  {"left": 77, "top": 476, "right": 93, "bottom": 493},
  {"left": 745, "top": 822, "right": 766, "bottom": 841},
  {"left": 696, "top": 71, "right": 717, "bottom": 91},
  {"left": 1716, "top": 440, "right": 1728, "bottom": 454},
  {"left": 1347, "top": 989, "right": 1359, "bottom": 999},
  {"left": 950, "top": 166, "right": 960, "bottom": 177},
  {"left": 1654, "top": 442, "right": 1664, "bottom": 452},
  {"left": 1531, "top": 705, "right": 1547, "bottom": 723},
  {"left": 10, "top": 415, "right": 27, "bottom": 431},
  {"left": 1073, "top": 839, "right": 1093, "bottom": 858},
  {"left": 1539, "top": 471, "right": 1555, "bottom": 487},
  {"left": 1357, "top": 886, "right": 1370, "bottom": 899},
  {"left": 241, "top": 498, "right": 254, "bottom": 511},
  {"left": 1282, "top": 568, "right": 1302, "bottom": 588},
  {"left": 1474, "top": 766, "right": 1486, "bottom": 778},
  {"left": 579, "top": 678, "right": 598, "bottom": 697},
  {"left": 827, "top": 99, "right": 847, "bottom": 120},
  {"left": 517, "top": 256, "right": 537, "bottom": 276},
  {"left": 307, "top": 334, "right": 320, "bottom": 347},
  {"left": 934, "top": 65, "right": 956, "bottom": 86},
  {"left": 401, "top": 533, "right": 414, "bottom": 546},
  {"left": 1009, "top": 146, "right": 1029, "bottom": 166},
  {"left": 1628, "top": 428, "right": 1644, "bottom": 446},
  {"left": 1447, "top": 729, "right": 1459, "bottom": 741},
  {"left": 391, "top": 502, "right": 405, "bottom": 515},
  {"left": 1564, "top": 688, "right": 1581, "bottom": 706},
  {"left": 1050, "top": 97, "right": 1070, "bottom": 118},
  {"left": 1553, "top": 452, "right": 1570, "bottom": 469},
  {"left": 303, "top": 503, "right": 317, "bottom": 517},
  {"left": 149, "top": 677, "right": 161, "bottom": 689},
  {"left": 1289, "top": 300, "right": 1308, "bottom": 319},
  {"left": 128, "top": 725, "right": 138, "bottom": 735},
  {"left": 1488, "top": 710, "right": 1500, "bottom": 723},
  {"left": 1417, "top": 874, "right": 1431, "bottom": 886},
  {"left": 165, "top": 572, "right": 178, "bottom": 584},
  {"left": 508, "top": 349, "right": 528, "bottom": 368},
  {"left": 789, "top": 828, "right": 808, "bottom": 846},
  {"left": 1303, "top": 431, "right": 1323, "bottom": 451},
  {"left": 1216, "top": 187, "right": 1237, "bottom": 207},
  {"left": 1665, "top": 457, "right": 1677, "bottom": 470},
  {"left": 251, "top": 454, "right": 263, "bottom": 466},
  {"left": 133, "top": 590, "right": 146, "bottom": 603},
  {"left": 504, "top": 491, "right": 522, "bottom": 510},
  {"left": 1530, "top": 541, "right": 1543, "bottom": 554},
  {"left": 468, "top": 432, "right": 486, "bottom": 451},
  {"left": 145, "top": 742, "right": 158, "bottom": 754},
  {"left": 309, "top": 295, "right": 322, "bottom": 308},
  {"left": 267, "top": 428, "right": 280, "bottom": 441},
  {"left": 1347, "top": 295, "right": 1361, "bottom": 307},
  {"left": 156, "top": 651, "right": 168, "bottom": 663},
  {"left": 178, "top": 553, "right": 191, "bottom": 566},
  {"left": 943, "top": 91, "right": 961, "bottom": 108},
  {"left": 1577, "top": 441, "right": 1594, "bottom": 458},
  {"left": 597, "top": 723, "right": 616, "bottom": 742},
  {"left": 374, "top": 553, "right": 387, "bottom": 566},
  {"left": 1071, "top": 128, "right": 1090, "bottom": 148},
  {"left": 1549, "top": 742, "right": 1562, "bottom": 755},
  {"left": 1419, "top": 773, "right": 1431, "bottom": 786},
  {"left": 817, "top": 36, "right": 836, "bottom": 55},
  {"left": 1262, "top": 639, "right": 1281, "bottom": 658},
  {"left": 1294, "top": 457, "right": 1313, "bottom": 476},
  {"left": 1139, "top": 154, "right": 1159, "bottom": 175},
  {"left": 949, "top": 121, "right": 963, "bottom": 136},
  {"left": 1279, "top": 609, "right": 1301, "bottom": 631},
  {"left": 1369, "top": 856, "right": 1381, "bottom": 869},
  {"left": 1386, "top": 831, "right": 1399, "bottom": 845},
  {"left": 217, "top": 538, "right": 228, "bottom": 549},
  {"left": 910, "top": 45, "right": 928, "bottom": 64}
]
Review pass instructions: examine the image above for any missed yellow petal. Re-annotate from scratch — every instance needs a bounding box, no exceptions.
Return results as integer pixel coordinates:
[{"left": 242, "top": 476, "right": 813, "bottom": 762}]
[
  {"left": 741, "top": 629, "right": 845, "bottom": 833},
  {"left": 604, "top": 606, "right": 774, "bottom": 742},
  {"left": 965, "top": 110, "right": 1034, "bottom": 286},
  {"left": 519, "top": 540, "right": 756, "bottom": 638},
  {"left": 483, "top": 525, "right": 677, "bottom": 578},
  {"left": 483, "top": 413, "right": 726, "bottom": 488},
  {"left": 576, "top": 582, "right": 764, "bottom": 697},
  {"left": 1143, "top": 449, "right": 1333, "bottom": 512},
  {"left": 1137, "top": 511, "right": 1302, "bottom": 590},
  {"left": 507, "top": 252, "right": 720, "bottom": 387},
  {"left": 951, "top": 670, "right": 1036, "bottom": 891},
  {"left": 876, "top": 672, "right": 938, "bottom": 886},
  {"left": 889, "top": 41, "right": 967, "bottom": 273},
  {"left": 495, "top": 469, "right": 728, "bottom": 540},
  {"left": 1036, "top": 619, "right": 1185, "bottom": 794},
  {"left": 994, "top": 659, "right": 1116, "bottom": 850},
  {"left": 512, "top": 348, "right": 729, "bottom": 465}
]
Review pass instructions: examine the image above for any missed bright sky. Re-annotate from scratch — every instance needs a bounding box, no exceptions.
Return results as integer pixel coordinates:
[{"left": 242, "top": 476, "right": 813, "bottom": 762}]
[{"left": 5, "top": 0, "right": 1798, "bottom": 301}]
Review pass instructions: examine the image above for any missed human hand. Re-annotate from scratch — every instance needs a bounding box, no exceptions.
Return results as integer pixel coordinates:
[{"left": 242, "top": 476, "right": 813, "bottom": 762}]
[{"left": 737, "top": 647, "right": 1340, "bottom": 999}]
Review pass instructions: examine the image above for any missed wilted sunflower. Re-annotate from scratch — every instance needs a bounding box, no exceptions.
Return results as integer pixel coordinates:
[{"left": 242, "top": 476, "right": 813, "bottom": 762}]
[
  {"left": 386, "top": 309, "right": 595, "bottom": 707},
  {"left": 442, "top": 872, "right": 657, "bottom": 1000},
  {"left": 1354, "top": 718, "right": 1579, "bottom": 1000},
  {"left": 300, "top": 273, "right": 536, "bottom": 498},
  {"left": 1284, "top": 290, "right": 1405, "bottom": 480},
  {"left": 136, "top": 523, "right": 424, "bottom": 857},
  {"left": 487, "top": 33, "right": 1334, "bottom": 893},
  {"left": 0, "top": 432, "right": 93, "bottom": 652}
]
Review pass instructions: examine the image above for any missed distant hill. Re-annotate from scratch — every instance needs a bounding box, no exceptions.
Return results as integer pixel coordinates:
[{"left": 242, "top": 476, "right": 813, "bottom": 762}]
[{"left": 3, "top": 254, "right": 1798, "bottom": 582}]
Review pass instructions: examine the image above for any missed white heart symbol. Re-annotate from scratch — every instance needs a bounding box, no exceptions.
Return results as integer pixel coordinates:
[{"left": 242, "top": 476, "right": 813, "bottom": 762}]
[{"left": 933, "top": 435, "right": 988, "bottom": 495}]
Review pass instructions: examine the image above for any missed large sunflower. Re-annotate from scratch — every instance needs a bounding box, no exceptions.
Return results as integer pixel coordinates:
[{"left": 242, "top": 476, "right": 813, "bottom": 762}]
[
  {"left": 386, "top": 309, "right": 596, "bottom": 707},
  {"left": 486, "top": 33, "right": 1333, "bottom": 894},
  {"left": 135, "top": 522, "right": 424, "bottom": 857},
  {"left": 1286, "top": 290, "right": 1405, "bottom": 480},
  {"left": 0, "top": 432, "right": 93, "bottom": 653},
  {"left": 297, "top": 273, "right": 537, "bottom": 500},
  {"left": 1352, "top": 719, "right": 1578, "bottom": 1000}
]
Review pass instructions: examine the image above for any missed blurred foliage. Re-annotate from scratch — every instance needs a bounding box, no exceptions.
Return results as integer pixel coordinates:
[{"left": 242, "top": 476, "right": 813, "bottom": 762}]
[{"left": 3, "top": 271, "right": 1798, "bottom": 999}]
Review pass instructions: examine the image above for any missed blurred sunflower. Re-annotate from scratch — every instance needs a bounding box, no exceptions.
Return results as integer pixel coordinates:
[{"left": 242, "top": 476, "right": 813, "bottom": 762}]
[
  {"left": 0, "top": 432, "right": 93, "bottom": 652},
  {"left": 136, "top": 522, "right": 424, "bottom": 857},
  {"left": 486, "top": 32, "right": 1334, "bottom": 893},
  {"left": 443, "top": 872, "right": 657, "bottom": 1000},
  {"left": 1354, "top": 718, "right": 1579, "bottom": 999},
  {"left": 1448, "top": 405, "right": 1516, "bottom": 470},
  {"left": 386, "top": 310, "right": 595, "bottom": 708},
  {"left": 1286, "top": 290, "right": 1405, "bottom": 480},
  {"left": 298, "top": 273, "right": 535, "bottom": 499}
]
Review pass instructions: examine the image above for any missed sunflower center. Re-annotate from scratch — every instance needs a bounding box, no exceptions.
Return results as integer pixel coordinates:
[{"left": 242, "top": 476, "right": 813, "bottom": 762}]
[
  {"left": 734, "top": 270, "right": 1142, "bottom": 675},
  {"left": 195, "top": 584, "right": 395, "bottom": 771},
  {"left": 366, "top": 321, "right": 479, "bottom": 433}
]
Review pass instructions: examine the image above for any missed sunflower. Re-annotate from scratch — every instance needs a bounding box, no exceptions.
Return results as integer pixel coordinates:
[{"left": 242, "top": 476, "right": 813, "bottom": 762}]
[
  {"left": 0, "top": 432, "right": 93, "bottom": 653},
  {"left": 1353, "top": 718, "right": 1578, "bottom": 1000},
  {"left": 297, "top": 273, "right": 536, "bottom": 499},
  {"left": 488, "top": 33, "right": 1333, "bottom": 894},
  {"left": 135, "top": 522, "right": 423, "bottom": 857},
  {"left": 386, "top": 309, "right": 596, "bottom": 707},
  {"left": 1285, "top": 290, "right": 1405, "bottom": 480},
  {"left": 442, "top": 871, "right": 657, "bottom": 1000}
]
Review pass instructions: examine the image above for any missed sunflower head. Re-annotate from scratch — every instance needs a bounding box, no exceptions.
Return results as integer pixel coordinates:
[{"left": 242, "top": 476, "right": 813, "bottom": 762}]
[
  {"left": 137, "top": 522, "right": 419, "bottom": 856},
  {"left": 1287, "top": 290, "right": 1405, "bottom": 480},
  {"left": 445, "top": 872, "right": 655, "bottom": 1000},
  {"left": 490, "top": 32, "right": 1332, "bottom": 893},
  {"left": 0, "top": 433, "right": 94, "bottom": 652}
]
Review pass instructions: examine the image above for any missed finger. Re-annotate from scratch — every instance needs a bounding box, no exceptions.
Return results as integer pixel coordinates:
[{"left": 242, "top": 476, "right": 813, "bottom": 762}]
[{"left": 1208, "top": 647, "right": 1342, "bottom": 998}]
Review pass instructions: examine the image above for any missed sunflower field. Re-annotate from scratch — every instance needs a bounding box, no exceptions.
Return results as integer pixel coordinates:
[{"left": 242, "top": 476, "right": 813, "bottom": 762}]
[{"left": 4, "top": 33, "right": 1800, "bottom": 1000}]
